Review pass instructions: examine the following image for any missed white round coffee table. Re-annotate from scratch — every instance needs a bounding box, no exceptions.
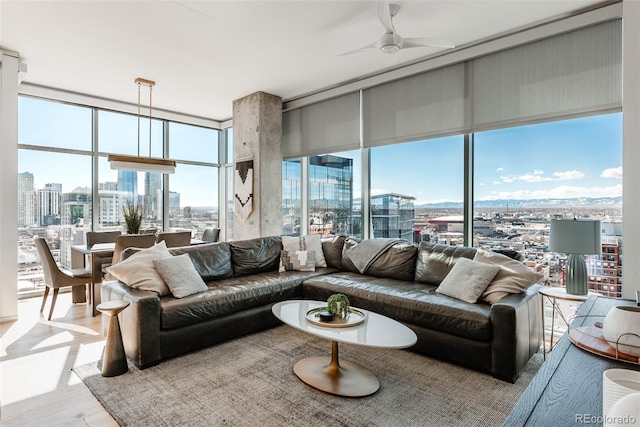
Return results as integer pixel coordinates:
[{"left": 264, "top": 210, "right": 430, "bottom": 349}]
[{"left": 272, "top": 299, "right": 417, "bottom": 397}]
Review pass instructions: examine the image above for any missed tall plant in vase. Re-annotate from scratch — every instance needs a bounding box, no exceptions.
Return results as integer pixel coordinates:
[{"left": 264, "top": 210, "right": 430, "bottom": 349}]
[{"left": 122, "top": 201, "right": 143, "bottom": 234}]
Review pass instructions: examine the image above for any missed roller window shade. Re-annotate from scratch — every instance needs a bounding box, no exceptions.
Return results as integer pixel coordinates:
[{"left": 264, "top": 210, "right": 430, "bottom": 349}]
[
  {"left": 362, "top": 62, "right": 468, "bottom": 148},
  {"left": 282, "top": 92, "right": 360, "bottom": 159},
  {"left": 471, "top": 19, "right": 622, "bottom": 131}
]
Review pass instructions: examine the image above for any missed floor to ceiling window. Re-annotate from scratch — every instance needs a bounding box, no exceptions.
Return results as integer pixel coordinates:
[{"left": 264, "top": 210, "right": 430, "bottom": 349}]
[
  {"left": 283, "top": 159, "right": 301, "bottom": 236},
  {"left": 309, "top": 150, "right": 361, "bottom": 238},
  {"left": 474, "top": 113, "right": 623, "bottom": 295},
  {"left": 168, "top": 122, "right": 220, "bottom": 239},
  {"left": 16, "top": 95, "right": 222, "bottom": 298},
  {"left": 370, "top": 135, "right": 464, "bottom": 243}
]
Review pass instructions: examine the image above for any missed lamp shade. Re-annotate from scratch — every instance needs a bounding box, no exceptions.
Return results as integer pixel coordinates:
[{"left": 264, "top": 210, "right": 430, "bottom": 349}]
[{"left": 549, "top": 219, "right": 602, "bottom": 255}]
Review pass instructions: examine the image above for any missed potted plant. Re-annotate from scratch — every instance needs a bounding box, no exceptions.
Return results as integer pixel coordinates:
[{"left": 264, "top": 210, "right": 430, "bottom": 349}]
[
  {"left": 327, "top": 293, "right": 350, "bottom": 318},
  {"left": 122, "top": 201, "right": 143, "bottom": 234}
]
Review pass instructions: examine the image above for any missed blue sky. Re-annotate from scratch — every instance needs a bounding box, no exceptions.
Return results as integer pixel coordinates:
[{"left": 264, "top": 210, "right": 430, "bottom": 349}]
[{"left": 369, "top": 113, "right": 622, "bottom": 205}]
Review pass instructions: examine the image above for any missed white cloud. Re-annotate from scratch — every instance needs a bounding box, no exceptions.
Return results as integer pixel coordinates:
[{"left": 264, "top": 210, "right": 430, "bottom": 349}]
[
  {"left": 552, "top": 170, "right": 585, "bottom": 180},
  {"left": 601, "top": 166, "right": 623, "bottom": 179},
  {"left": 496, "top": 167, "right": 504, "bottom": 173},
  {"left": 484, "top": 184, "right": 622, "bottom": 200},
  {"left": 500, "top": 169, "right": 585, "bottom": 183},
  {"left": 493, "top": 181, "right": 501, "bottom": 185}
]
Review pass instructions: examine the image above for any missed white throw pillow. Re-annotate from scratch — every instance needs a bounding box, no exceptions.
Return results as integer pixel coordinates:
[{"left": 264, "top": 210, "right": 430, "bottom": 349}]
[
  {"left": 280, "top": 234, "right": 327, "bottom": 269},
  {"left": 436, "top": 257, "right": 501, "bottom": 304},
  {"left": 474, "top": 248, "right": 544, "bottom": 304},
  {"left": 106, "top": 241, "right": 173, "bottom": 296},
  {"left": 153, "top": 254, "right": 208, "bottom": 298}
]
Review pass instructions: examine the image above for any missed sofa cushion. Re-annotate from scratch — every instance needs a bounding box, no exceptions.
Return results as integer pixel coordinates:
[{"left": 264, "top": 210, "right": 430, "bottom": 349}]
[
  {"left": 415, "top": 242, "right": 477, "bottom": 285},
  {"left": 160, "top": 269, "right": 335, "bottom": 329},
  {"left": 229, "top": 236, "right": 282, "bottom": 277},
  {"left": 302, "top": 272, "right": 492, "bottom": 341},
  {"left": 153, "top": 254, "right": 208, "bottom": 298},
  {"left": 169, "top": 242, "right": 233, "bottom": 281},
  {"left": 106, "top": 241, "right": 173, "bottom": 296},
  {"left": 474, "top": 248, "right": 544, "bottom": 304},
  {"left": 366, "top": 242, "right": 418, "bottom": 282},
  {"left": 321, "top": 235, "right": 346, "bottom": 269},
  {"left": 435, "top": 258, "right": 500, "bottom": 303}
]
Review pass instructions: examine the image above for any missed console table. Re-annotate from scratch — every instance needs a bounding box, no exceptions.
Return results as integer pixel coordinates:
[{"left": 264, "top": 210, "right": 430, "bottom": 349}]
[{"left": 503, "top": 295, "right": 640, "bottom": 426}]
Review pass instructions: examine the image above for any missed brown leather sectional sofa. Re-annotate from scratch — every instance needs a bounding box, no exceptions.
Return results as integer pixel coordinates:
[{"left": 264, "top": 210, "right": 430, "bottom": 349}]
[{"left": 101, "top": 235, "right": 541, "bottom": 382}]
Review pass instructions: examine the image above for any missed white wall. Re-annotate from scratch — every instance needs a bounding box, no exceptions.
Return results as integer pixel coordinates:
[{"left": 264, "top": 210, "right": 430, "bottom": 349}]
[
  {"left": 0, "top": 50, "right": 20, "bottom": 322},
  {"left": 622, "top": 1, "right": 640, "bottom": 301}
]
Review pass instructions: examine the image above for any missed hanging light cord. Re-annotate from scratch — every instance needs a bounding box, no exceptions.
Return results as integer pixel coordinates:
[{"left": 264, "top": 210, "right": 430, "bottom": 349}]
[
  {"left": 137, "top": 81, "right": 141, "bottom": 158},
  {"left": 148, "top": 84, "right": 153, "bottom": 159}
]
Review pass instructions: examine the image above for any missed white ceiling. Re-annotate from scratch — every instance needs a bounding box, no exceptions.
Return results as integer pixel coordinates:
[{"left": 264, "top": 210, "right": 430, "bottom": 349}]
[{"left": 1, "top": 0, "right": 610, "bottom": 122}]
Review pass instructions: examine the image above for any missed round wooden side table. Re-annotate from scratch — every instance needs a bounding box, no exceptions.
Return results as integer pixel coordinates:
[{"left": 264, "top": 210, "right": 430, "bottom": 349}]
[{"left": 97, "top": 300, "right": 130, "bottom": 377}]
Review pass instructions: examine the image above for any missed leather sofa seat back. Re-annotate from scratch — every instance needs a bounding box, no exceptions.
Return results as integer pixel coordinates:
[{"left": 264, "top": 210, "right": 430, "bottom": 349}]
[
  {"left": 415, "top": 242, "right": 477, "bottom": 285},
  {"left": 169, "top": 242, "right": 233, "bottom": 281},
  {"left": 229, "top": 236, "right": 282, "bottom": 277},
  {"left": 366, "top": 242, "right": 418, "bottom": 282},
  {"left": 321, "top": 235, "right": 346, "bottom": 269}
]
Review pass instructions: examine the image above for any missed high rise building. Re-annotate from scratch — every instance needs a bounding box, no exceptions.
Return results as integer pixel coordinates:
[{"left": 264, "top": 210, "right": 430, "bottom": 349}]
[
  {"left": 18, "top": 172, "right": 36, "bottom": 227},
  {"left": 60, "top": 187, "right": 92, "bottom": 269},
  {"left": 144, "top": 172, "right": 162, "bottom": 219},
  {"left": 61, "top": 187, "right": 92, "bottom": 227},
  {"left": 117, "top": 170, "right": 138, "bottom": 204},
  {"left": 37, "top": 183, "right": 62, "bottom": 226},
  {"left": 282, "top": 155, "right": 354, "bottom": 236},
  {"left": 587, "top": 221, "right": 623, "bottom": 298},
  {"left": 371, "top": 193, "right": 416, "bottom": 241}
]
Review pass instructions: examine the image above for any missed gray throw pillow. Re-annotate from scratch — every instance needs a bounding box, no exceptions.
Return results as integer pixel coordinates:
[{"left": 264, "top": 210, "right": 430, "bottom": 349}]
[
  {"left": 280, "top": 250, "right": 316, "bottom": 272},
  {"left": 153, "top": 254, "right": 208, "bottom": 298},
  {"left": 436, "top": 257, "right": 501, "bottom": 304}
]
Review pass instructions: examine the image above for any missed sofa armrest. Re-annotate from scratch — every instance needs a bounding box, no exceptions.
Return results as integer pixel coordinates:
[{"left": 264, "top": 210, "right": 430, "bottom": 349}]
[
  {"left": 490, "top": 284, "right": 542, "bottom": 382},
  {"left": 101, "top": 280, "right": 162, "bottom": 368}
]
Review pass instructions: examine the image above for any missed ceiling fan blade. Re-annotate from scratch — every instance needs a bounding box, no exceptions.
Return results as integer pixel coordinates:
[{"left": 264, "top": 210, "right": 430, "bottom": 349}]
[
  {"left": 403, "top": 37, "right": 456, "bottom": 49},
  {"left": 338, "top": 41, "right": 378, "bottom": 57},
  {"left": 376, "top": 0, "right": 395, "bottom": 34}
]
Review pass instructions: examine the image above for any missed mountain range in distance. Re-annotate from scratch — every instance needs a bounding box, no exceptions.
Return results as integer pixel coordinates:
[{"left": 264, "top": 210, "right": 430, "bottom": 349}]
[{"left": 416, "top": 196, "right": 623, "bottom": 209}]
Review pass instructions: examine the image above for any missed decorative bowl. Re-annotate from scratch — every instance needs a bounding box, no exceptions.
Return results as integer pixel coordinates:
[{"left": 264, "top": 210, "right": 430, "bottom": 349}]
[{"left": 603, "top": 306, "right": 640, "bottom": 357}]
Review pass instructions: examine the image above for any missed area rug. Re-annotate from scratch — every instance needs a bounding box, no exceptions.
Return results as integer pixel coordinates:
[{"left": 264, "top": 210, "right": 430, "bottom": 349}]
[{"left": 73, "top": 325, "right": 542, "bottom": 427}]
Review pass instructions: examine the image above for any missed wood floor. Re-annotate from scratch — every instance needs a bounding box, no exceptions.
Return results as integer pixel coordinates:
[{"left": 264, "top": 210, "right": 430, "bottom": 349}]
[{"left": 0, "top": 292, "right": 117, "bottom": 427}]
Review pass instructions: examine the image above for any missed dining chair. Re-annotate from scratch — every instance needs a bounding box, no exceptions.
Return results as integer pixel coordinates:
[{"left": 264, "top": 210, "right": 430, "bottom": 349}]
[
  {"left": 201, "top": 228, "right": 220, "bottom": 242},
  {"left": 111, "top": 234, "right": 157, "bottom": 266},
  {"left": 86, "top": 230, "right": 122, "bottom": 278},
  {"left": 156, "top": 231, "right": 192, "bottom": 248},
  {"left": 34, "top": 236, "right": 92, "bottom": 321},
  {"left": 103, "top": 234, "right": 157, "bottom": 282},
  {"left": 86, "top": 230, "right": 121, "bottom": 246}
]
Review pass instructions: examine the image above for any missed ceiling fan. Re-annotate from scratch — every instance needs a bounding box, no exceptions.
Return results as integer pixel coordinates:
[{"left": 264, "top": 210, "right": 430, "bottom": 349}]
[{"left": 342, "top": 1, "right": 455, "bottom": 55}]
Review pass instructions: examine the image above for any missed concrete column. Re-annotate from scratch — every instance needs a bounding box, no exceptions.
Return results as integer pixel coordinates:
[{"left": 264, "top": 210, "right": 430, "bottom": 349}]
[
  {"left": 232, "top": 92, "right": 282, "bottom": 240},
  {"left": 622, "top": 2, "right": 640, "bottom": 301},
  {"left": 0, "top": 50, "right": 20, "bottom": 322}
]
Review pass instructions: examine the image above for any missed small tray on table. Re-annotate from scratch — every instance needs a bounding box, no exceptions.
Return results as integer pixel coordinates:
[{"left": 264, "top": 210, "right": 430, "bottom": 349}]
[{"left": 305, "top": 307, "right": 366, "bottom": 328}]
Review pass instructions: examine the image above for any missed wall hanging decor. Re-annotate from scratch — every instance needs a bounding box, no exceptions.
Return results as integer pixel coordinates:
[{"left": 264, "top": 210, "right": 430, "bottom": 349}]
[{"left": 234, "top": 155, "right": 254, "bottom": 221}]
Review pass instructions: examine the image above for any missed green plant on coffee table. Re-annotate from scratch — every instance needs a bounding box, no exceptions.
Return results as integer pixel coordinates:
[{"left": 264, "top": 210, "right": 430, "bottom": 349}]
[
  {"left": 122, "top": 201, "right": 143, "bottom": 234},
  {"left": 327, "top": 293, "right": 350, "bottom": 318}
]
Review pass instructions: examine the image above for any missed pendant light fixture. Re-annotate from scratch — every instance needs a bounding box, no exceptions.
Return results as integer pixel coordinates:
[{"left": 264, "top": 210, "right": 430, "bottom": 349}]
[{"left": 108, "top": 78, "right": 176, "bottom": 174}]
